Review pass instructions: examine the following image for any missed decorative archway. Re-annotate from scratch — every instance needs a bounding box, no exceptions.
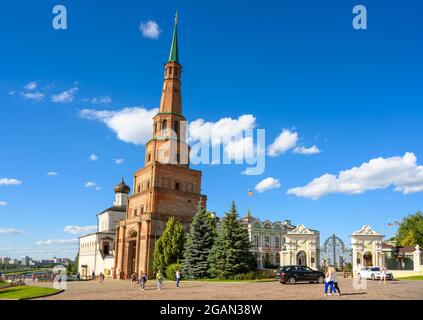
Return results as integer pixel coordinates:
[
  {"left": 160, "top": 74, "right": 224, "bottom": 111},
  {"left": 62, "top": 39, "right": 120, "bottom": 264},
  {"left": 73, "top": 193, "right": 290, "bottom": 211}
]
[
  {"left": 363, "top": 251, "right": 373, "bottom": 267},
  {"left": 321, "top": 234, "right": 351, "bottom": 268},
  {"left": 297, "top": 251, "right": 307, "bottom": 266}
]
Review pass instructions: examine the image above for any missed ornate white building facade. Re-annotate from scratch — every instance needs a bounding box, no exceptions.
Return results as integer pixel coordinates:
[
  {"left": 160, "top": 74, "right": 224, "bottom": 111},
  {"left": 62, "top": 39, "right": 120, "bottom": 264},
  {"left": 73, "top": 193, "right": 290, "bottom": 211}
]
[
  {"left": 242, "top": 213, "right": 320, "bottom": 269},
  {"left": 350, "top": 225, "right": 384, "bottom": 273},
  {"left": 280, "top": 224, "right": 320, "bottom": 269},
  {"left": 78, "top": 178, "right": 129, "bottom": 277}
]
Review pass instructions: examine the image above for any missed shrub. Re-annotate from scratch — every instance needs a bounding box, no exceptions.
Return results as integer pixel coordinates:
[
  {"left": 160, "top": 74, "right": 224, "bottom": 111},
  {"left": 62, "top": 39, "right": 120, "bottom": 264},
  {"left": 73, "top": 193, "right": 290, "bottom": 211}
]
[{"left": 165, "top": 263, "right": 183, "bottom": 281}]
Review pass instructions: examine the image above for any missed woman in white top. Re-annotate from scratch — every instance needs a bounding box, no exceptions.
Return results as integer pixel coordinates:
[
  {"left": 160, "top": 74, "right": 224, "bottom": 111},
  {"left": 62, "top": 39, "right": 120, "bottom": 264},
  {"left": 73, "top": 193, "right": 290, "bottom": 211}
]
[{"left": 380, "top": 267, "right": 387, "bottom": 284}]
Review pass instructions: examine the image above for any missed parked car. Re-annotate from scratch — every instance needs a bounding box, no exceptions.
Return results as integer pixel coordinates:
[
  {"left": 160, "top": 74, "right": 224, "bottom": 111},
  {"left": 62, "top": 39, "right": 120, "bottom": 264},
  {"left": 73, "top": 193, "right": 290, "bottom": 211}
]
[
  {"left": 357, "top": 267, "right": 393, "bottom": 280},
  {"left": 276, "top": 265, "right": 325, "bottom": 285}
]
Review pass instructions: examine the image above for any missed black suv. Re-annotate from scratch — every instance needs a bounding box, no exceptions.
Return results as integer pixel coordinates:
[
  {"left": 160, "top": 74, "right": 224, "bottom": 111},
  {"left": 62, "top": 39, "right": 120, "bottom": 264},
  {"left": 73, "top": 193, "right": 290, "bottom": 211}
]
[{"left": 276, "top": 265, "right": 325, "bottom": 285}]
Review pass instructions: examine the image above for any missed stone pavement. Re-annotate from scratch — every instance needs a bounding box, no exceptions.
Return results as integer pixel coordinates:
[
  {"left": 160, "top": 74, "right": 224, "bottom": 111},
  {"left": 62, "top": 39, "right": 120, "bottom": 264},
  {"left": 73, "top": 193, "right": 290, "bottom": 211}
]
[{"left": 30, "top": 278, "right": 423, "bottom": 300}]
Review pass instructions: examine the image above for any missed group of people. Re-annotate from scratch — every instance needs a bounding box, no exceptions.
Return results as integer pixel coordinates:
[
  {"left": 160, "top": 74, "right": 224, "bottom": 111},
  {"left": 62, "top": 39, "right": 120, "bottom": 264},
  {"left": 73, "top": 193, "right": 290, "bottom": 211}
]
[
  {"left": 324, "top": 266, "right": 341, "bottom": 296},
  {"left": 129, "top": 269, "right": 182, "bottom": 291}
]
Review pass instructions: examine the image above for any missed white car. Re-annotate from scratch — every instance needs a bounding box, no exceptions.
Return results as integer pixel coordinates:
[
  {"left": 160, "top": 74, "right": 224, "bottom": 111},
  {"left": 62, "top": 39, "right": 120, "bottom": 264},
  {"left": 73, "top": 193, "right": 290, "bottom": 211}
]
[{"left": 357, "top": 267, "right": 393, "bottom": 280}]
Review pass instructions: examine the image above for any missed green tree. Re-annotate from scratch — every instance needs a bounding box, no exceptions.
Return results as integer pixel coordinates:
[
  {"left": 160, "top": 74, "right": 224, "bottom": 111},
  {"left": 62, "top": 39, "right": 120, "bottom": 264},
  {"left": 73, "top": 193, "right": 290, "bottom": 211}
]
[
  {"left": 153, "top": 216, "right": 185, "bottom": 274},
  {"left": 208, "top": 201, "right": 255, "bottom": 279},
  {"left": 396, "top": 212, "right": 423, "bottom": 246},
  {"left": 66, "top": 253, "right": 79, "bottom": 275},
  {"left": 183, "top": 202, "right": 216, "bottom": 279}
]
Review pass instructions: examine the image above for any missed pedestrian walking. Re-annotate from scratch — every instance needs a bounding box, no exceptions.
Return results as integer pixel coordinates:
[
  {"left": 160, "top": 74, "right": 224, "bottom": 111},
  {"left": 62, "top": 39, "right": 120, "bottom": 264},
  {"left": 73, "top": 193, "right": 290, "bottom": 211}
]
[
  {"left": 156, "top": 270, "right": 163, "bottom": 290},
  {"left": 380, "top": 267, "right": 387, "bottom": 284},
  {"left": 175, "top": 269, "right": 181, "bottom": 288},
  {"left": 130, "top": 272, "right": 137, "bottom": 287},
  {"left": 329, "top": 266, "right": 341, "bottom": 295},
  {"left": 324, "top": 267, "right": 337, "bottom": 296},
  {"left": 139, "top": 271, "right": 147, "bottom": 290}
]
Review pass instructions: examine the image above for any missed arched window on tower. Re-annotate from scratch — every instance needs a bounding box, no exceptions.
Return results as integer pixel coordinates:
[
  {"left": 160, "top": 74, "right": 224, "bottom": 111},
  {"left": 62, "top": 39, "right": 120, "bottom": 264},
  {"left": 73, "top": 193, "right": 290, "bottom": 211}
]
[
  {"left": 162, "top": 119, "right": 167, "bottom": 130},
  {"left": 174, "top": 120, "right": 179, "bottom": 136}
]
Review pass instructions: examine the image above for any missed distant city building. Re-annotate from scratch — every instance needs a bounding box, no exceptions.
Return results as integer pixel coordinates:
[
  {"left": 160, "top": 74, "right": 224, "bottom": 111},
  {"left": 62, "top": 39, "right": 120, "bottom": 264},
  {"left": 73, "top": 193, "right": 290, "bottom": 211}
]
[
  {"left": 2, "top": 257, "right": 11, "bottom": 265},
  {"left": 21, "top": 256, "right": 31, "bottom": 267},
  {"left": 78, "top": 178, "right": 129, "bottom": 277}
]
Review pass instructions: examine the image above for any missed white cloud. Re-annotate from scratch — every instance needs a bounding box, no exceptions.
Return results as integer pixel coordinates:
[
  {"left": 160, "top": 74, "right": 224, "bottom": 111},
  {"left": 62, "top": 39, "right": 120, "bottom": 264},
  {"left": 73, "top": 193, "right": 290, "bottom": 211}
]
[
  {"left": 8, "top": 90, "right": 16, "bottom": 95},
  {"left": 139, "top": 20, "right": 161, "bottom": 39},
  {"left": 268, "top": 129, "right": 298, "bottom": 156},
  {"left": 0, "top": 201, "right": 7, "bottom": 206},
  {"left": 51, "top": 86, "right": 78, "bottom": 103},
  {"left": 88, "top": 153, "right": 99, "bottom": 161},
  {"left": 36, "top": 239, "right": 78, "bottom": 246},
  {"left": 80, "top": 107, "right": 158, "bottom": 145},
  {"left": 0, "top": 178, "right": 22, "bottom": 186},
  {"left": 189, "top": 115, "right": 256, "bottom": 146},
  {"left": 64, "top": 225, "right": 96, "bottom": 234},
  {"left": 84, "top": 181, "right": 96, "bottom": 188},
  {"left": 47, "top": 171, "right": 58, "bottom": 176},
  {"left": 95, "top": 186, "right": 101, "bottom": 191},
  {"left": 287, "top": 152, "right": 423, "bottom": 199},
  {"left": 114, "top": 158, "right": 125, "bottom": 165},
  {"left": 293, "top": 145, "right": 321, "bottom": 155},
  {"left": 24, "top": 81, "right": 37, "bottom": 90},
  {"left": 20, "top": 91, "right": 44, "bottom": 102},
  {"left": 0, "top": 228, "right": 24, "bottom": 235},
  {"left": 255, "top": 177, "right": 281, "bottom": 193},
  {"left": 92, "top": 96, "right": 112, "bottom": 105},
  {"left": 225, "top": 137, "right": 255, "bottom": 161}
]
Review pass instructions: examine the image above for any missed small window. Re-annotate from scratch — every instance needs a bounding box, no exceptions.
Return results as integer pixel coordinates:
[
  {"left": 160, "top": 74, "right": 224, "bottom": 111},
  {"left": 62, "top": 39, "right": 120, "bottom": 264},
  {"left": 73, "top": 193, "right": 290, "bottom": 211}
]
[
  {"left": 147, "top": 181, "right": 150, "bottom": 189},
  {"left": 162, "top": 120, "right": 167, "bottom": 130},
  {"left": 137, "top": 185, "right": 141, "bottom": 193},
  {"left": 147, "top": 153, "right": 151, "bottom": 162},
  {"left": 134, "top": 208, "right": 138, "bottom": 216},
  {"left": 174, "top": 121, "right": 179, "bottom": 135},
  {"left": 175, "top": 182, "right": 180, "bottom": 190}
]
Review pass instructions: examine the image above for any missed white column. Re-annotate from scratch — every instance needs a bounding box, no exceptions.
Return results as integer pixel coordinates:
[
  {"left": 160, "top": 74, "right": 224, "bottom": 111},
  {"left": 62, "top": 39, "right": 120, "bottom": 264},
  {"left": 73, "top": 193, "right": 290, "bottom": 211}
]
[{"left": 413, "top": 245, "right": 422, "bottom": 272}]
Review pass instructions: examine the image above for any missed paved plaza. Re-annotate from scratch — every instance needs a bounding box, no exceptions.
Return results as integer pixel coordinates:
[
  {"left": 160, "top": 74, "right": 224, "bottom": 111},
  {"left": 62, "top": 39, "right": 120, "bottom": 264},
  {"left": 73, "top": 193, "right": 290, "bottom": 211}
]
[{"left": 29, "top": 278, "right": 423, "bottom": 300}]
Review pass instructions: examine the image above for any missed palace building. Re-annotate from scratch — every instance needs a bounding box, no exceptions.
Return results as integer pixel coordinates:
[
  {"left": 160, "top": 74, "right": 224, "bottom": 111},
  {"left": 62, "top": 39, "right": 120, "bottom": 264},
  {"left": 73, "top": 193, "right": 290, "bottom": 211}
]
[{"left": 113, "top": 14, "right": 206, "bottom": 279}]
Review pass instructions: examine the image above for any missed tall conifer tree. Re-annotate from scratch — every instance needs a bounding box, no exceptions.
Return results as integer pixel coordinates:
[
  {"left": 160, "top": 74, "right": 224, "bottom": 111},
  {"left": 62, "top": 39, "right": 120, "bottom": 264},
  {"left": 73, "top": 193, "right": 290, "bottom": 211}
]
[
  {"left": 208, "top": 201, "right": 255, "bottom": 278},
  {"left": 183, "top": 202, "right": 216, "bottom": 279}
]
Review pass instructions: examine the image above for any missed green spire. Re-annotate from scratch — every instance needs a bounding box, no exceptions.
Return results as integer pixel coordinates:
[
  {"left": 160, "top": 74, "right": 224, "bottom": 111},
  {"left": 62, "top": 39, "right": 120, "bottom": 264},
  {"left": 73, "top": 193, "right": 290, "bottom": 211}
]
[{"left": 168, "top": 11, "right": 179, "bottom": 63}]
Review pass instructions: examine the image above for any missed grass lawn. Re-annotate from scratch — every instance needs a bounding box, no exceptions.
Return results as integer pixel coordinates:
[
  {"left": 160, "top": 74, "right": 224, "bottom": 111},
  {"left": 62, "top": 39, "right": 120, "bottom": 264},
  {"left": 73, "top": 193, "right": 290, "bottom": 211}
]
[
  {"left": 0, "top": 286, "right": 61, "bottom": 300},
  {"left": 397, "top": 275, "right": 423, "bottom": 280}
]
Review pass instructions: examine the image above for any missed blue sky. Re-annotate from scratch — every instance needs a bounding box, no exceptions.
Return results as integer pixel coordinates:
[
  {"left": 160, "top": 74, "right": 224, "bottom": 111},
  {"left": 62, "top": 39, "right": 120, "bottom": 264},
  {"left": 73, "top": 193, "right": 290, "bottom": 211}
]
[{"left": 1, "top": 0, "right": 422, "bottom": 259}]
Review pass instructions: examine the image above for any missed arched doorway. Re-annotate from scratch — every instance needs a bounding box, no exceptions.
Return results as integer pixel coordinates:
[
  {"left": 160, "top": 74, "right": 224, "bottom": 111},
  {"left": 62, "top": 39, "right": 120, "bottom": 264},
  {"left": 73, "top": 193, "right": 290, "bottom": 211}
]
[
  {"left": 363, "top": 252, "right": 373, "bottom": 267},
  {"left": 297, "top": 251, "right": 307, "bottom": 266},
  {"left": 126, "top": 230, "right": 138, "bottom": 277}
]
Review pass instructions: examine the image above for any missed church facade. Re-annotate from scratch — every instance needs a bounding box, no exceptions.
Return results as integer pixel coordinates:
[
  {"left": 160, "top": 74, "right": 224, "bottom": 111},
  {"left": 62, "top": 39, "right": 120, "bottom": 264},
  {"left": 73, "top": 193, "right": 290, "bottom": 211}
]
[
  {"left": 78, "top": 178, "right": 130, "bottom": 277},
  {"left": 113, "top": 15, "right": 206, "bottom": 279}
]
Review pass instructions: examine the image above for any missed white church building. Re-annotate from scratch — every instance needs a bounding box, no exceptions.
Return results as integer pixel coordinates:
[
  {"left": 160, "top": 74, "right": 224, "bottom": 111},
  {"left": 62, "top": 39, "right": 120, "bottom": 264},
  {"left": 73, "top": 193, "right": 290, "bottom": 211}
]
[{"left": 78, "top": 178, "right": 130, "bottom": 278}]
